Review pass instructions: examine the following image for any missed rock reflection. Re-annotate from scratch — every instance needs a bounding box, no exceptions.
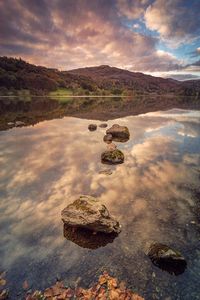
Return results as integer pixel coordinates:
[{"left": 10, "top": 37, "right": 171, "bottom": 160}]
[
  {"left": 148, "top": 243, "right": 187, "bottom": 276},
  {"left": 63, "top": 224, "right": 118, "bottom": 249},
  {"left": 150, "top": 256, "right": 187, "bottom": 276},
  {"left": 111, "top": 137, "right": 129, "bottom": 143}
]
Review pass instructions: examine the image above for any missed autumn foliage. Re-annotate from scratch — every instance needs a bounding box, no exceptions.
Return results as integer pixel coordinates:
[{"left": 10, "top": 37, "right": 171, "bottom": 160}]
[{"left": 25, "top": 272, "right": 144, "bottom": 300}]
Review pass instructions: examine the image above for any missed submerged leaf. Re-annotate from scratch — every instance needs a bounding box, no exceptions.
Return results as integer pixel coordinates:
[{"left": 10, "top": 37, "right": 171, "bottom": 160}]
[
  {"left": 0, "top": 289, "right": 9, "bottom": 300},
  {"left": 0, "top": 279, "right": 6, "bottom": 287},
  {"left": 23, "top": 280, "right": 29, "bottom": 290},
  {"left": 25, "top": 272, "right": 144, "bottom": 299}
]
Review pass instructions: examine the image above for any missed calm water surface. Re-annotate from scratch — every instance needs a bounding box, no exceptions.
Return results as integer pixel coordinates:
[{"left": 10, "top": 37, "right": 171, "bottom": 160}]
[{"left": 0, "top": 109, "right": 200, "bottom": 299}]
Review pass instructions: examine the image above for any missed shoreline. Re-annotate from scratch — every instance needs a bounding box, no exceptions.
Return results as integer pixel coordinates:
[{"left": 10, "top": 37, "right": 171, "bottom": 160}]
[{"left": 0, "top": 95, "right": 200, "bottom": 131}]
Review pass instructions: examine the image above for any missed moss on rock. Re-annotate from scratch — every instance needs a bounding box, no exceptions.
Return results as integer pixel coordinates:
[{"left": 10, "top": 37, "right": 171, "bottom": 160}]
[{"left": 101, "top": 149, "right": 124, "bottom": 164}]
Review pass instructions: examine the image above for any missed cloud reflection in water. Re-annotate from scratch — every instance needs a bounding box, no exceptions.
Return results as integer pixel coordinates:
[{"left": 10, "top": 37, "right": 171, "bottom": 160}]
[{"left": 0, "top": 109, "right": 200, "bottom": 299}]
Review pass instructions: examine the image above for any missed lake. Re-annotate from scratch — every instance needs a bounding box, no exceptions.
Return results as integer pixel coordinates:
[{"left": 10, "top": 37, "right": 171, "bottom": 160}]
[{"left": 0, "top": 107, "right": 200, "bottom": 299}]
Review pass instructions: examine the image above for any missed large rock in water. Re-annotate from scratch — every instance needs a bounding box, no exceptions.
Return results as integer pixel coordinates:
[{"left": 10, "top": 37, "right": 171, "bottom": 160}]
[
  {"left": 101, "top": 149, "right": 124, "bottom": 164},
  {"left": 106, "top": 124, "right": 130, "bottom": 142},
  {"left": 61, "top": 195, "right": 121, "bottom": 234},
  {"left": 148, "top": 243, "right": 187, "bottom": 275}
]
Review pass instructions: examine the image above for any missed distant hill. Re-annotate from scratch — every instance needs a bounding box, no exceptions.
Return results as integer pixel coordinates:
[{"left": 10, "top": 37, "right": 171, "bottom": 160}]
[
  {"left": 67, "top": 65, "right": 180, "bottom": 94},
  {"left": 0, "top": 56, "right": 200, "bottom": 97}
]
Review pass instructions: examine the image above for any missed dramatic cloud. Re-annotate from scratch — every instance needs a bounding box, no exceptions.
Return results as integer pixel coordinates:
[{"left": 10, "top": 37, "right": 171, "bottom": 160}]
[
  {"left": 0, "top": 0, "right": 199, "bottom": 75},
  {"left": 145, "top": 0, "right": 200, "bottom": 47},
  {"left": 180, "top": 59, "right": 200, "bottom": 75},
  {"left": 116, "top": 0, "right": 150, "bottom": 19}
]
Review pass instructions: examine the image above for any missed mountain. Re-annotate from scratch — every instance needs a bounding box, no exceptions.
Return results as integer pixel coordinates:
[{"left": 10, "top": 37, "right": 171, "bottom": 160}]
[
  {"left": 67, "top": 65, "right": 200, "bottom": 96},
  {"left": 0, "top": 56, "right": 200, "bottom": 97},
  {"left": 67, "top": 65, "right": 180, "bottom": 94}
]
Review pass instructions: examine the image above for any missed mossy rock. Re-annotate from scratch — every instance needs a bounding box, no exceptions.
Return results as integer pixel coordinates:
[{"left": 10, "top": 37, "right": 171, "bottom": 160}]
[
  {"left": 61, "top": 195, "right": 121, "bottom": 234},
  {"left": 101, "top": 149, "right": 124, "bottom": 164}
]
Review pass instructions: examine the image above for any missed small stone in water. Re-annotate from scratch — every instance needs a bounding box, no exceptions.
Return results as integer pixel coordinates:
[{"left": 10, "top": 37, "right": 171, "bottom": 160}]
[
  {"left": 107, "top": 143, "right": 117, "bottom": 151},
  {"left": 88, "top": 124, "right": 97, "bottom": 131},
  {"left": 99, "top": 123, "right": 108, "bottom": 128},
  {"left": 103, "top": 134, "right": 113, "bottom": 143}
]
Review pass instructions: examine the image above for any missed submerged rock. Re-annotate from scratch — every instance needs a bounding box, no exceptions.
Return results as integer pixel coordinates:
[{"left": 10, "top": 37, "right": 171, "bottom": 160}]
[
  {"left": 61, "top": 195, "right": 121, "bottom": 234},
  {"left": 99, "top": 169, "right": 113, "bottom": 175},
  {"left": 101, "top": 149, "right": 124, "bottom": 165},
  {"left": 88, "top": 124, "right": 97, "bottom": 131},
  {"left": 107, "top": 143, "right": 117, "bottom": 151},
  {"left": 106, "top": 124, "right": 130, "bottom": 142},
  {"left": 148, "top": 243, "right": 187, "bottom": 275},
  {"left": 63, "top": 224, "right": 117, "bottom": 249},
  {"left": 103, "top": 133, "right": 113, "bottom": 143},
  {"left": 99, "top": 123, "right": 108, "bottom": 128}
]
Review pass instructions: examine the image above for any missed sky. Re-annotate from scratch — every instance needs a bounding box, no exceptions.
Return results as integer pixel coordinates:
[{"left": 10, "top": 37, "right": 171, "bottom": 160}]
[{"left": 0, "top": 0, "right": 200, "bottom": 80}]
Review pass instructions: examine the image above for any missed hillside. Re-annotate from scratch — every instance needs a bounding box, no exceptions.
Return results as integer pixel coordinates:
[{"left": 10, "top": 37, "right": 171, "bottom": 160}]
[
  {"left": 67, "top": 65, "right": 181, "bottom": 94},
  {"left": 0, "top": 56, "right": 200, "bottom": 97}
]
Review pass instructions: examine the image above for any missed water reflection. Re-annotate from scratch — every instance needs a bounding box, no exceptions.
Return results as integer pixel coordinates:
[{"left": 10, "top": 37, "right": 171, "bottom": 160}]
[
  {"left": 63, "top": 225, "right": 118, "bottom": 249},
  {"left": 0, "top": 109, "right": 200, "bottom": 299},
  {"left": 150, "top": 254, "right": 187, "bottom": 276},
  {"left": 148, "top": 243, "right": 187, "bottom": 276},
  {"left": 1, "top": 95, "right": 200, "bottom": 131}
]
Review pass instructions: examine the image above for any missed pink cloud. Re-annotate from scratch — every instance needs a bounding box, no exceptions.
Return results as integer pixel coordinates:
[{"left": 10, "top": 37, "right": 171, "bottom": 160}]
[{"left": 0, "top": 0, "right": 190, "bottom": 72}]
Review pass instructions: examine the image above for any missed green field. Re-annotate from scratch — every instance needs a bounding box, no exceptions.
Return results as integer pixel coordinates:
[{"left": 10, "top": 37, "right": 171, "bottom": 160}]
[{"left": 49, "top": 88, "right": 73, "bottom": 97}]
